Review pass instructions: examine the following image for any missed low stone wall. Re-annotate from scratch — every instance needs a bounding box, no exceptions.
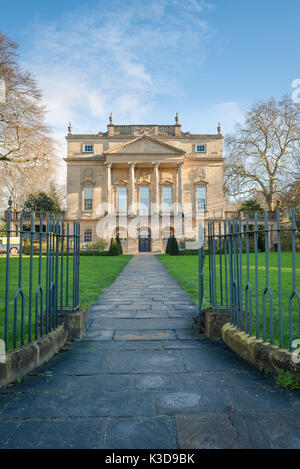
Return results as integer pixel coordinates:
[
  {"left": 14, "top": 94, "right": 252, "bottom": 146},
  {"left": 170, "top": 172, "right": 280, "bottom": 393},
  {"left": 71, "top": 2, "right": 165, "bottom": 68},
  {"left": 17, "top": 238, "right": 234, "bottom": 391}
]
[
  {"left": 222, "top": 323, "right": 300, "bottom": 379},
  {"left": 0, "top": 309, "right": 88, "bottom": 388},
  {"left": 58, "top": 308, "right": 87, "bottom": 340},
  {"left": 0, "top": 325, "right": 68, "bottom": 388},
  {"left": 202, "top": 308, "right": 231, "bottom": 338}
]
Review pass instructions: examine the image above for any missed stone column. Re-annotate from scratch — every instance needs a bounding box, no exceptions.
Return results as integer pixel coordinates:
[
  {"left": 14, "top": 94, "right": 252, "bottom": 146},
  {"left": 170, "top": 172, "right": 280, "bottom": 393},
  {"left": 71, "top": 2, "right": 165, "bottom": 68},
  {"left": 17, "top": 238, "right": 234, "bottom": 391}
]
[
  {"left": 128, "top": 162, "right": 135, "bottom": 216},
  {"left": 152, "top": 161, "right": 159, "bottom": 209},
  {"left": 177, "top": 161, "right": 183, "bottom": 211},
  {"left": 152, "top": 161, "right": 161, "bottom": 252},
  {"left": 105, "top": 162, "right": 112, "bottom": 212}
]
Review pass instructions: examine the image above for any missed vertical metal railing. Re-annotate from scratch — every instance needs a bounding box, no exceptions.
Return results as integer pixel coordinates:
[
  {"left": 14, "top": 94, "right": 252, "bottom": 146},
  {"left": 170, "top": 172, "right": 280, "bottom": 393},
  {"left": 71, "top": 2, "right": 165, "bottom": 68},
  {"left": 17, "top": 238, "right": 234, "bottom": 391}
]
[
  {"left": 198, "top": 245, "right": 204, "bottom": 326},
  {"left": 1, "top": 211, "right": 80, "bottom": 352},
  {"left": 204, "top": 209, "right": 300, "bottom": 351}
]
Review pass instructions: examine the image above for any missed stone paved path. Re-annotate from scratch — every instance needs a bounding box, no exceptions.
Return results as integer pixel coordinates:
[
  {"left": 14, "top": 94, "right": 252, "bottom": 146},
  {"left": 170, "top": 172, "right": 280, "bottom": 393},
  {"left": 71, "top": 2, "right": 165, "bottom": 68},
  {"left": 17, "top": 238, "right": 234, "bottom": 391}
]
[{"left": 1, "top": 254, "right": 300, "bottom": 448}]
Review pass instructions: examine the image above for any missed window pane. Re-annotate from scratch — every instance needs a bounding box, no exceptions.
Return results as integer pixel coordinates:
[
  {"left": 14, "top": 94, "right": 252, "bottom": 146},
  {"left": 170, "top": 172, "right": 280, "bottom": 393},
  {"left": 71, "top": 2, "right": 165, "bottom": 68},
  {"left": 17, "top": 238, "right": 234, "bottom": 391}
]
[
  {"left": 196, "top": 145, "right": 206, "bottom": 152},
  {"left": 84, "top": 229, "right": 92, "bottom": 243},
  {"left": 140, "top": 187, "right": 149, "bottom": 214},
  {"left": 118, "top": 187, "right": 127, "bottom": 212},
  {"left": 84, "top": 187, "right": 93, "bottom": 210},
  {"left": 84, "top": 187, "right": 93, "bottom": 198},
  {"left": 162, "top": 187, "right": 172, "bottom": 210},
  {"left": 84, "top": 145, "right": 93, "bottom": 152},
  {"left": 197, "top": 187, "right": 206, "bottom": 210}
]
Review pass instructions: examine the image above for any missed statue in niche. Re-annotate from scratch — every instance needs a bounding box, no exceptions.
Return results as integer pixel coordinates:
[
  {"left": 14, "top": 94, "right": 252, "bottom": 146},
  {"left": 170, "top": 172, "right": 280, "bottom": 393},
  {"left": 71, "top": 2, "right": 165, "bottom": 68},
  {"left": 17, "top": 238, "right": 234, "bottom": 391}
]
[{"left": 197, "top": 168, "right": 206, "bottom": 179}]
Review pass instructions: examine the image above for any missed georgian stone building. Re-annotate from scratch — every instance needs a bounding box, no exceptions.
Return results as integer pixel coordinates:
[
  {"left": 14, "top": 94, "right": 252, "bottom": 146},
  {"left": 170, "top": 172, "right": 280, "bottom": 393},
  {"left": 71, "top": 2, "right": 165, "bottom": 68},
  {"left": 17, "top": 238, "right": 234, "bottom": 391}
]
[{"left": 65, "top": 114, "right": 225, "bottom": 253}]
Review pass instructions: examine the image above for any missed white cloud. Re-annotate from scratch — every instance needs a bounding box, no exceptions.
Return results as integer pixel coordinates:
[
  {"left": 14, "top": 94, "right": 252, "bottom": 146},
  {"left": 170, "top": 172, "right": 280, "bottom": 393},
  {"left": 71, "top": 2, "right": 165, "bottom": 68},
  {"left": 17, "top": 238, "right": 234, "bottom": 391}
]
[{"left": 19, "top": 0, "right": 216, "bottom": 181}]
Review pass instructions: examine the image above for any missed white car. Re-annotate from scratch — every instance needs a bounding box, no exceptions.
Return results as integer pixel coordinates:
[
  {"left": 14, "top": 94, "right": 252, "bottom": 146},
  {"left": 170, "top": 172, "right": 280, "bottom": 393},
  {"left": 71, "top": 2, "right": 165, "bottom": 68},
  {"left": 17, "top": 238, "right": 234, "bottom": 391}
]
[{"left": 0, "top": 237, "right": 20, "bottom": 255}]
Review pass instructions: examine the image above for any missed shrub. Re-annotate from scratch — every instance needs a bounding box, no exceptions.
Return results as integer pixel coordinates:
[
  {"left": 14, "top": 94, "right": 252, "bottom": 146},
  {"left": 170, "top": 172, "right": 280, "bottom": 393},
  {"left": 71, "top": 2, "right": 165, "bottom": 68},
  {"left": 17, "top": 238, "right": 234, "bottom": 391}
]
[
  {"left": 23, "top": 238, "right": 31, "bottom": 255},
  {"left": 108, "top": 237, "right": 119, "bottom": 256},
  {"left": 171, "top": 235, "right": 179, "bottom": 256},
  {"left": 179, "top": 249, "right": 198, "bottom": 256},
  {"left": 116, "top": 235, "right": 123, "bottom": 255},
  {"left": 79, "top": 251, "right": 110, "bottom": 256},
  {"left": 86, "top": 239, "right": 108, "bottom": 252},
  {"left": 280, "top": 231, "right": 293, "bottom": 251},
  {"left": 165, "top": 237, "right": 172, "bottom": 254}
]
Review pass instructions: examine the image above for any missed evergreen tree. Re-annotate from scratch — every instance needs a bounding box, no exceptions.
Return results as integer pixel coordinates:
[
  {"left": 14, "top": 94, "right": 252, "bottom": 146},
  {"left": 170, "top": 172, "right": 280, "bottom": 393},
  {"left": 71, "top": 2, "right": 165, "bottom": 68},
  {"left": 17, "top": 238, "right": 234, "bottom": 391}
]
[
  {"left": 171, "top": 235, "right": 179, "bottom": 255},
  {"left": 165, "top": 237, "right": 172, "bottom": 254},
  {"left": 116, "top": 235, "right": 123, "bottom": 255},
  {"left": 239, "top": 199, "right": 262, "bottom": 213},
  {"left": 109, "top": 237, "right": 119, "bottom": 256},
  {"left": 23, "top": 191, "right": 61, "bottom": 213}
]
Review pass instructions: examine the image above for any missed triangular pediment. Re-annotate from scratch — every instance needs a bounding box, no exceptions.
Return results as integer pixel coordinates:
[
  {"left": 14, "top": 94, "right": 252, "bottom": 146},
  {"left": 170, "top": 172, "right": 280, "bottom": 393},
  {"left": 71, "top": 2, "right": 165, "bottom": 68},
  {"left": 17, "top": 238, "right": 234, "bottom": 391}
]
[{"left": 103, "top": 135, "right": 185, "bottom": 155}]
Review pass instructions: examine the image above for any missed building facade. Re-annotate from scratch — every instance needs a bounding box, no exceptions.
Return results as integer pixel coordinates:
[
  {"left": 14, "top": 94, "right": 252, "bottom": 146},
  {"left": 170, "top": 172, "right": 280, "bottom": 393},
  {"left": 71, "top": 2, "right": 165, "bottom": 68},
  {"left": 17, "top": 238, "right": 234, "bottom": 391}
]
[{"left": 65, "top": 114, "right": 225, "bottom": 253}]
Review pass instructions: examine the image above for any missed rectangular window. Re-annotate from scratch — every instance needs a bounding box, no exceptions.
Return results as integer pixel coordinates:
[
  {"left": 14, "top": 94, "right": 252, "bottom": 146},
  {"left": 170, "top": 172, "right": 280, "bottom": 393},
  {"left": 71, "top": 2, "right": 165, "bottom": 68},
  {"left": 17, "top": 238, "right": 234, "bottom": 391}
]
[
  {"left": 84, "top": 144, "right": 94, "bottom": 152},
  {"left": 84, "top": 187, "right": 93, "bottom": 211},
  {"left": 197, "top": 186, "right": 207, "bottom": 211},
  {"left": 118, "top": 187, "right": 127, "bottom": 212},
  {"left": 139, "top": 187, "right": 149, "bottom": 215},
  {"left": 196, "top": 145, "right": 206, "bottom": 153},
  {"left": 84, "top": 228, "right": 92, "bottom": 243},
  {"left": 162, "top": 186, "right": 172, "bottom": 210}
]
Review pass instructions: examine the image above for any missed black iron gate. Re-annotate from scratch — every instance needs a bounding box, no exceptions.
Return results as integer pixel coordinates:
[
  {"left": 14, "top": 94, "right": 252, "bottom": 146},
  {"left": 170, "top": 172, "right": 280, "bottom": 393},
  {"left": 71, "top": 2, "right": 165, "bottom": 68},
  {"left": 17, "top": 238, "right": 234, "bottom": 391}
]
[{"left": 1, "top": 210, "right": 80, "bottom": 351}]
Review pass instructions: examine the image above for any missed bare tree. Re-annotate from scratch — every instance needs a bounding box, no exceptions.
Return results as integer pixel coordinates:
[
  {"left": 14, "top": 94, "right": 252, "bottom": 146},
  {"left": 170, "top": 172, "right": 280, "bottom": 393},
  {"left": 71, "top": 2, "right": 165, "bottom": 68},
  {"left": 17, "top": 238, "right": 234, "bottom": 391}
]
[
  {"left": 224, "top": 95, "right": 300, "bottom": 210},
  {"left": 279, "top": 179, "right": 300, "bottom": 213},
  {"left": 0, "top": 30, "right": 56, "bottom": 164},
  {"left": 0, "top": 146, "right": 61, "bottom": 211}
]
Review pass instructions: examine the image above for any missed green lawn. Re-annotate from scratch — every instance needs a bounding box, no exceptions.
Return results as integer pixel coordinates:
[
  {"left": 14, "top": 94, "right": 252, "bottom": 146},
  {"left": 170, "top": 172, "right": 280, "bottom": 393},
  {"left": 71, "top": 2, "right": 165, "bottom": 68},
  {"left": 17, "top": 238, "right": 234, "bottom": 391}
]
[
  {"left": 157, "top": 253, "right": 300, "bottom": 349},
  {"left": 0, "top": 255, "right": 132, "bottom": 350}
]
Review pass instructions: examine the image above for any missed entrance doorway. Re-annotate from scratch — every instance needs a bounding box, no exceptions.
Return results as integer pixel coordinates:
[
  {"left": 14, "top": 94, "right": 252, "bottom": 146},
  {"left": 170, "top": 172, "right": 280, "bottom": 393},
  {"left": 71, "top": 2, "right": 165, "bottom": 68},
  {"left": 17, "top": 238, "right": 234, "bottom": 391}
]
[{"left": 138, "top": 228, "right": 151, "bottom": 252}]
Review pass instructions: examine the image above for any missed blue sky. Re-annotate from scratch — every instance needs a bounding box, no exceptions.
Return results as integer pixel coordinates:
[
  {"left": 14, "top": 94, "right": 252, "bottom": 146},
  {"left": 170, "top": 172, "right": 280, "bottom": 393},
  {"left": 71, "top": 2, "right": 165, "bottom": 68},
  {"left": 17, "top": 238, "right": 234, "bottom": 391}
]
[{"left": 1, "top": 0, "right": 300, "bottom": 180}]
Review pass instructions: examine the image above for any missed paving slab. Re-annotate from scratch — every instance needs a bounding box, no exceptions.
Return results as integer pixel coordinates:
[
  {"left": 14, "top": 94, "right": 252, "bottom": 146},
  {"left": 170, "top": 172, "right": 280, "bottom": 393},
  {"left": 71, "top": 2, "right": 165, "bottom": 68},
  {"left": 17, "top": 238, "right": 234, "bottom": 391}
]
[
  {"left": 109, "top": 349, "right": 186, "bottom": 373},
  {"left": 92, "top": 318, "right": 193, "bottom": 330},
  {"left": 0, "top": 391, "right": 157, "bottom": 418},
  {"left": 83, "top": 330, "right": 114, "bottom": 341},
  {"left": 103, "top": 417, "right": 177, "bottom": 449},
  {"left": 71, "top": 374, "right": 133, "bottom": 392},
  {"left": 114, "top": 329, "right": 177, "bottom": 341},
  {"left": 176, "top": 414, "right": 242, "bottom": 449},
  {"left": 229, "top": 411, "right": 300, "bottom": 449},
  {"left": 134, "top": 374, "right": 178, "bottom": 390},
  {"left": 3, "top": 419, "right": 107, "bottom": 449},
  {"left": 157, "top": 389, "right": 230, "bottom": 414},
  {"left": 224, "top": 386, "right": 295, "bottom": 412}
]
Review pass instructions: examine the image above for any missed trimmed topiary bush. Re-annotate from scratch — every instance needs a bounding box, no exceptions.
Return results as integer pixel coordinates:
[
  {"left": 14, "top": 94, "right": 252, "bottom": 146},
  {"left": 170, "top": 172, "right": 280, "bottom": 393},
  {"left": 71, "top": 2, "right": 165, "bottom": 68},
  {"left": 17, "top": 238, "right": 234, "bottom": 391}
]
[
  {"left": 108, "top": 237, "right": 119, "bottom": 256},
  {"left": 165, "top": 237, "right": 172, "bottom": 254},
  {"left": 171, "top": 235, "right": 179, "bottom": 255},
  {"left": 116, "top": 235, "right": 123, "bottom": 255}
]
